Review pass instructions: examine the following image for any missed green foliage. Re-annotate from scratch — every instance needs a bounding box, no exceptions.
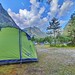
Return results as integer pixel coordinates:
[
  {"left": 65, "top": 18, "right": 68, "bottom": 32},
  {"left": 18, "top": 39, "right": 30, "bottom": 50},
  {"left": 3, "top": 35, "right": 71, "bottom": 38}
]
[
  {"left": 31, "top": 38, "right": 45, "bottom": 43},
  {"left": 57, "top": 35, "right": 71, "bottom": 43},
  {"left": 44, "top": 36, "right": 53, "bottom": 45},
  {"left": 31, "top": 36, "right": 53, "bottom": 45},
  {"left": 63, "top": 11, "right": 75, "bottom": 46},
  {"left": 31, "top": 36, "right": 35, "bottom": 41}
]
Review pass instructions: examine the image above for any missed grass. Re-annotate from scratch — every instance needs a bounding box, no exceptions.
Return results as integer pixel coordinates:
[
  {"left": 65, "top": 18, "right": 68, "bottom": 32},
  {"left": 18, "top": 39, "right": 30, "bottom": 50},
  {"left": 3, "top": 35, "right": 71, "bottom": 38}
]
[{"left": 36, "top": 44, "right": 75, "bottom": 49}]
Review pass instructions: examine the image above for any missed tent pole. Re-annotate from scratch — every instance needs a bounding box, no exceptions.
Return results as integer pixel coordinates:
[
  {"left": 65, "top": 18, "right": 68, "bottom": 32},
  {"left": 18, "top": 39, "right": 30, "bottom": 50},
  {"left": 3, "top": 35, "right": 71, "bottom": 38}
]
[{"left": 19, "top": 29, "right": 22, "bottom": 66}]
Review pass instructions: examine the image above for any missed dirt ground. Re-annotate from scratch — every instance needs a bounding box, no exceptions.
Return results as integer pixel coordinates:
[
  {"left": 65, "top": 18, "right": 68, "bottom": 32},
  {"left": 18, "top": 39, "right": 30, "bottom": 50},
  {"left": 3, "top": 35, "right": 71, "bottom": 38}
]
[{"left": 0, "top": 45, "right": 75, "bottom": 75}]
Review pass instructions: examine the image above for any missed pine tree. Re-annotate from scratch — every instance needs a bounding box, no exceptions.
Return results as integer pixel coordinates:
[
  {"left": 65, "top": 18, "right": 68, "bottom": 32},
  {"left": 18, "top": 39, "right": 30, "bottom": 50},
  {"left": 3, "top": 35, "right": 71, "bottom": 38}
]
[{"left": 47, "top": 17, "right": 61, "bottom": 45}]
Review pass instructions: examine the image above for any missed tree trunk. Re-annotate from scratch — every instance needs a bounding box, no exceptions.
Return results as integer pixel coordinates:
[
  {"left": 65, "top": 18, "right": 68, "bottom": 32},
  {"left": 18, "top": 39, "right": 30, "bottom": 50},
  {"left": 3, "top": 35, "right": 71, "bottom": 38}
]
[{"left": 54, "top": 30, "right": 56, "bottom": 45}]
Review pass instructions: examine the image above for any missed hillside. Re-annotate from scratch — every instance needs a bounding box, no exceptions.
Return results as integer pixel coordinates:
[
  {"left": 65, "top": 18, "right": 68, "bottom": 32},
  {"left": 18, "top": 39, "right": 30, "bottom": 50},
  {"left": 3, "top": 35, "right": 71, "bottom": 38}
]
[{"left": 23, "top": 26, "right": 47, "bottom": 38}]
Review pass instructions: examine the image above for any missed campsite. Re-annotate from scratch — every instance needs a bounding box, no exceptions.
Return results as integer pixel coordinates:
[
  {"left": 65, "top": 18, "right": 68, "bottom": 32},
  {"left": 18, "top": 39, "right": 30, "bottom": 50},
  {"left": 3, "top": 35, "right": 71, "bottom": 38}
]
[
  {"left": 0, "top": 45, "right": 75, "bottom": 75},
  {"left": 0, "top": 0, "right": 75, "bottom": 75}
]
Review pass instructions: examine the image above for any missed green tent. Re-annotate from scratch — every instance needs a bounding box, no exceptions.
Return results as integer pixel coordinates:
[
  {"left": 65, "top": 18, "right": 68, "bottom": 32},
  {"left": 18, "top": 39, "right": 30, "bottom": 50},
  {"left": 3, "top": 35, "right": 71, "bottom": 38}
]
[{"left": 0, "top": 3, "right": 37, "bottom": 64}]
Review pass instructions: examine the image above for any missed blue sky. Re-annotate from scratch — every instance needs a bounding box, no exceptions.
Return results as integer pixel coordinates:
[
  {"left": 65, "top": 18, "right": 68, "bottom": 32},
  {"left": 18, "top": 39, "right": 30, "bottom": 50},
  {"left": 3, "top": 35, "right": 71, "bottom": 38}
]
[{"left": 0, "top": 0, "right": 75, "bottom": 32}]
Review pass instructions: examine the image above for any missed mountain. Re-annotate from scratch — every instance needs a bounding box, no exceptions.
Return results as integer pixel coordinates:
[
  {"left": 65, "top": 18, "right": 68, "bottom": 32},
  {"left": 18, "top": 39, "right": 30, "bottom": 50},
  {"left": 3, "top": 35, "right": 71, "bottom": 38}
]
[
  {"left": 0, "top": 3, "right": 18, "bottom": 28},
  {"left": 23, "top": 26, "right": 48, "bottom": 38}
]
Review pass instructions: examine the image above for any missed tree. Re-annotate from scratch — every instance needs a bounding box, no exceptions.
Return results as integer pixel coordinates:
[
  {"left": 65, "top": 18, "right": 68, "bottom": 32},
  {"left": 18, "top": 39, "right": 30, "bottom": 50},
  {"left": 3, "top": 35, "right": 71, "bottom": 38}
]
[
  {"left": 67, "top": 12, "right": 75, "bottom": 45},
  {"left": 45, "top": 36, "right": 53, "bottom": 45},
  {"left": 68, "top": 29, "right": 75, "bottom": 45},
  {"left": 47, "top": 17, "right": 61, "bottom": 45},
  {"left": 31, "top": 36, "right": 35, "bottom": 41},
  {"left": 0, "top": 26, "right": 2, "bottom": 31},
  {"left": 57, "top": 35, "right": 71, "bottom": 44}
]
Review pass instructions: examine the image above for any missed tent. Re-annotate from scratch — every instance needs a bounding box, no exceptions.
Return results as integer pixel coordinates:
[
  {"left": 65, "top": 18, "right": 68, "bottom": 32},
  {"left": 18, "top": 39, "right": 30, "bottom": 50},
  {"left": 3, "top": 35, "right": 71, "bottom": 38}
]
[{"left": 0, "top": 3, "right": 38, "bottom": 64}]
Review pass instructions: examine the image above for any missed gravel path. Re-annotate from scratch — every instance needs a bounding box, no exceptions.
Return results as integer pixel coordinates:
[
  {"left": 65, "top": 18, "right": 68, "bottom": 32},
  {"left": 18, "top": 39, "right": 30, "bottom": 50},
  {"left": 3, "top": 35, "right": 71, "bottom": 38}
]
[{"left": 37, "top": 47, "right": 75, "bottom": 65}]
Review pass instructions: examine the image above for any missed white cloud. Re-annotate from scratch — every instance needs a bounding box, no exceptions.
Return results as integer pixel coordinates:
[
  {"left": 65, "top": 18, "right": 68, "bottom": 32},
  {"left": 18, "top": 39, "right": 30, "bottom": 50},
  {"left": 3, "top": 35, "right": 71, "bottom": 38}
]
[
  {"left": 48, "top": 0, "right": 74, "bottom": 18},
  {"left": 39, "top": 6, "right": 45, "bottom": 15},
  {"left": 58, "top": 0, "right": 74, "bottom": 17},
  {"left": 48, "top": 0, "right": 59, "bottom": 17},
  {"left": 7, "top": 1, "right": 48, "bottom": 29},
  {"left": 30, "top": 0, "right": 39, "bottom": 8},
  {"left": 30, "top": 0, "right": 36, "bottom": 4}
]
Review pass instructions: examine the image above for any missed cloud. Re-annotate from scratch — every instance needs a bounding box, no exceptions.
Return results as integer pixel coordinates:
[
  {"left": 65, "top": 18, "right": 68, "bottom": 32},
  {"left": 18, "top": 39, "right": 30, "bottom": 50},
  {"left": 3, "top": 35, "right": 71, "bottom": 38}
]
[
  {"left": 58, "top": 0, "right": 74, "bottom": 17},
  {"left": 39, "top": 6, "right": 45, "bottom": 15},
  {"left": 8, "top": 0, "right": 48, "bottom": 29},
  {"left": 30, "top": 0, "right": 36, "bottom": 4},
  {"left": 30, "top": 0, "right": 39, "bottom": 8},
  {"left": 48, "top": 0, "right": 59, "bottom": 18},
  {"left": 48, "top": 0, "right": 74, "bottom": 18}
]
